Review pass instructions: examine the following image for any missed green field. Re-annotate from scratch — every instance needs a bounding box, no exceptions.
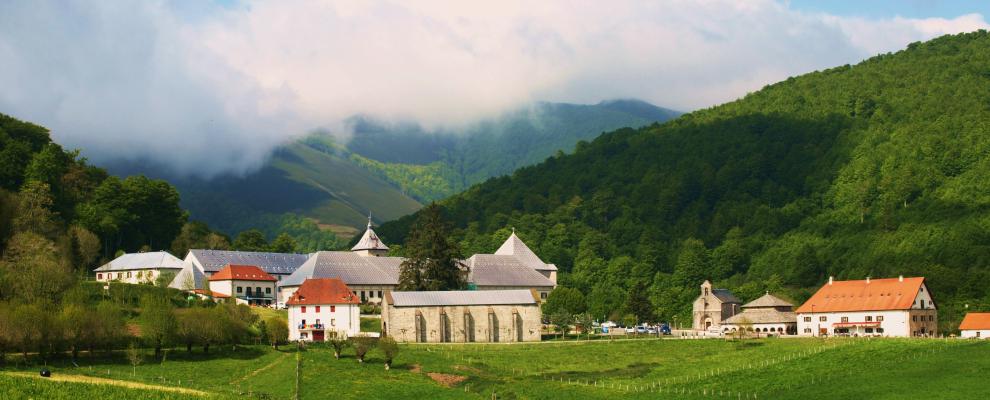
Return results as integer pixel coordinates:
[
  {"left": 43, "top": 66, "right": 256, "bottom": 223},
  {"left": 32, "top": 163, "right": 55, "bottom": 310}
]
[{"left": 2, "top": 338, "right": 987, "bottom": 399}]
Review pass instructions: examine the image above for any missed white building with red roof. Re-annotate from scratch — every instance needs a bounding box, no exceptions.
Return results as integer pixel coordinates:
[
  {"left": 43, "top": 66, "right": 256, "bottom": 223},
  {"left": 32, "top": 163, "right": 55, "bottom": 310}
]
[
  {"left": 796, "top": 276, "right": 937, "bottom": 337},
  {"left": 207, "top": 264, "right": 277, "bottom": 306},
  {"left": 959, "top": 312, "right": 990, "bottom": 339},
  {"left": 286, "top": 278, "right": 361, "bottom": 342}
]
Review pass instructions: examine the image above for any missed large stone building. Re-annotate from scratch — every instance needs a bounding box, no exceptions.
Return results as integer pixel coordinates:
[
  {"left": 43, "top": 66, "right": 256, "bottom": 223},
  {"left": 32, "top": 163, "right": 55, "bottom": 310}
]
[
  {"left": 796, "top": 276, "right": 937, "bottom": 337},
  {"left": 722, "top": 292, "right": 797, "bottom": 335},
  {"left": 381, "top": 289, "right": 542, "bottom": 343},
  {"left": 95, "top": 251, "right": 185, "bottom": 284},
  {"left": 692, "top": 280, "right": 741, "bottom": 331},
  {"left": 280, "top": 225, "right": 556, "bottom": 304},
  {"left": 286, "top": 278, "right": 361, "bottom": 342}
]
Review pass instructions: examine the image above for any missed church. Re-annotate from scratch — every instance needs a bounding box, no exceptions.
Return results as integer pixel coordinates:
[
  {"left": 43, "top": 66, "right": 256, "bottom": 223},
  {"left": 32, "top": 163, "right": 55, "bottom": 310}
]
[{"left": 692, "top": 280, "right": 741, "bottom": 331}]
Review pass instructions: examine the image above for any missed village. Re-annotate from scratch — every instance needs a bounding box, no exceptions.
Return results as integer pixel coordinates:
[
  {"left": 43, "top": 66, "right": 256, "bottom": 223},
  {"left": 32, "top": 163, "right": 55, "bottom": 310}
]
[{"left": 94, "top": 220, "right": 990, "bottom": 343}]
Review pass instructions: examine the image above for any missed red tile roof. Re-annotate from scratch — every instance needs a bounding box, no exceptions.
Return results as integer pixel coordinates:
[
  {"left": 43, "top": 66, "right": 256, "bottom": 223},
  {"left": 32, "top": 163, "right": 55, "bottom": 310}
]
[
  {"left": 795, "top": 277, "right": 926, "bottom": 313},
  {"left": 959, "top": 313, "right": 990, "bottom": 330},
  {"left": 189, "top": 289, "right": 230, "bottom": 298},
  {"left": 208, "top": 264, "right": 277, "bottom": 282},
  {"left": 286, "top": 278, "right": 359, "bottom": 306}
]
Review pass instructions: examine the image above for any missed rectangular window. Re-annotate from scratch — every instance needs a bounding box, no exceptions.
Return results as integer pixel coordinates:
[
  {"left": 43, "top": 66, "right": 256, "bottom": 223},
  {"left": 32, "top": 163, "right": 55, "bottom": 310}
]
[
  {"left": 98, "top": 273, "right": 103, "bottom": 280},
  {"left": 301, "top": 306, "right": 307, "bottom": 313},
  {"left": 237, "top": 286, "right": 243, "bottom": 293},
  {"left": 877, "top": 328, "right": 884, "bottom": 333},
  {"left": 865, "top": 328, "right": 874, "bottom": 333},
  {"left": 541, "top": 292, "right": 548, "bottom": 299},
  {"left": 127, "top": 272, "right": 132, "bottom": 278},
  {"left": 803, "top": 328, "right": 811, "bottom": 333},
  {"left": 921, "top": 300, "right": 925, "bottom": 308},
  {"left": 378, "top": 291, "right": 383, "bottom": 298},
  {"left": 245, "top": 287, "right": 252, "bottom": 295},
  {"left": 978, "top": 332, "right": 981, "bottom": 338},
  {"left": 330, "top": 305, "right": 335, "bottom": 312},
  {"left": 877, "top": 316, "right": 884, "bottom": 322},
  {"left": 929, "top": 315, "right": 934, "bottom": 321},
  {"left": 865, "top": 316, "right": 872, "bottom": 322},
  {"left": 266, "top": 287, "right": 272, "bottom": 294},
  {"left": 331, "top": 318, "right": 335, "bottom": 326},
  {"left": 804, "top": 316, "right": 811, "bottom": 322},
  {"left": 912, "top": 315, "right": 917, "bottom": 322},
  {"left": 841, "top": 317, "right": 849, "bottom": 323},
  {"left": 316, "top": 306, "right": 321, "bottom": 313},
  {"left": 361, "top": 291, "right": 366, "bottom": 302},
  {"left": 819, "top": 316, "right": 827, "bottom": 322}
]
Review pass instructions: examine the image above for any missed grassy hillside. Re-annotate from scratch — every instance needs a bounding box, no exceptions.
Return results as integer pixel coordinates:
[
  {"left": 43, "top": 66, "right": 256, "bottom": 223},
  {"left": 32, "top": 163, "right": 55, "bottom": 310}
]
[
  {"left": 379, "top": 31, "right": 990, "bottom": 329},
  {"left": 2, "top": 339, "right": 986, "bottom": 399}
]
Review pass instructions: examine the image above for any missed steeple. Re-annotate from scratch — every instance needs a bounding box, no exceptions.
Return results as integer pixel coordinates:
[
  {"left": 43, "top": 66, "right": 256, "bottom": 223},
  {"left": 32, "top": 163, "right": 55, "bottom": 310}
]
[{"left": 351, "top": 213, "right": 389, "bottom": 257}]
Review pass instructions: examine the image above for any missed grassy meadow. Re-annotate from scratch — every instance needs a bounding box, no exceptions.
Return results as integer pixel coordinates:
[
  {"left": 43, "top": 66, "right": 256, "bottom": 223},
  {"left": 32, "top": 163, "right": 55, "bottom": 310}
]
[{"left": 1, "top": 337, "right": 987, "bottom": 399}]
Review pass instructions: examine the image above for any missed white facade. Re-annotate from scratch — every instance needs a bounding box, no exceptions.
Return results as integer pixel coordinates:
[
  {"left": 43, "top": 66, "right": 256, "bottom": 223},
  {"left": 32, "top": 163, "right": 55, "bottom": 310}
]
[
  {"left": 97, "top": 269, "right": 171, "bottom": 284},
  {"left": 797, "top": 283, "right": 938, "bottom": 337},
  {"left": 209, "top": 279, "right": 276, "bottom": 305},
  {"left": 288, "top": 303, "right": 360, "bottom": 341},
  {"left": 961, "top": 329, "right": 990, "bottom": 339}
]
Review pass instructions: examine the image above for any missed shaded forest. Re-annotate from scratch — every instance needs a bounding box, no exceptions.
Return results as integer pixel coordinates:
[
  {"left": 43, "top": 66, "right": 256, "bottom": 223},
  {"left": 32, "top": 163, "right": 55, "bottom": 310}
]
[{"left": 380, "top": 31, "right": 990, "bottom": 331}]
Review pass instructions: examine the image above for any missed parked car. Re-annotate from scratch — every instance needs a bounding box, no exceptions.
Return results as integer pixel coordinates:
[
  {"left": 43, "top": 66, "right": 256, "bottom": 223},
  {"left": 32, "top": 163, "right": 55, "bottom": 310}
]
[
  {"left": 635, "top": 325, "right": 649, "bottom": 334},
  {"left": 658, "top": 323, "right": 671, "bottom": 335},
  {"left": 625, "top": 327, "right": 636, "bottom": 334}
]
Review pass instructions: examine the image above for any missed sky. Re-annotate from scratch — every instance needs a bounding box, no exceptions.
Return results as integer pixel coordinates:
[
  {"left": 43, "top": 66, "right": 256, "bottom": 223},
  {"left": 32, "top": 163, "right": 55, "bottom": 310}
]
[{"left": 0, "top": 0, "right": 987, "bottom": 177}]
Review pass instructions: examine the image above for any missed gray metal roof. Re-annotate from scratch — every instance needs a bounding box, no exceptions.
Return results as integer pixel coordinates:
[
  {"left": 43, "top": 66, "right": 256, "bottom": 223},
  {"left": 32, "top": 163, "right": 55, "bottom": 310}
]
[
  {"left": 466, "top": 254, "right": 555, "bottom": 288},
  {"left": 388, "top": 289, "right": 538, "bottom": 307},
  {"left": 281, "top": 251, "right": 403, "bottom": 287},
  {"left": 713, "top": 289, "right": 742, "bottom": 304},
  {"left": 94, "top": 252, "right": 184, "bottom": 272},
  {"left": 494, "top": 233, "right": 557, "bottom": 271},
  {"left": 724, "top": 308, "right": 797, "bottom": 324},
  {"left": 188, "top": 249, "right": 309, "bottom": 275},
  {"left": 168, "top": 262, "right": 205, "bottom": 290}
]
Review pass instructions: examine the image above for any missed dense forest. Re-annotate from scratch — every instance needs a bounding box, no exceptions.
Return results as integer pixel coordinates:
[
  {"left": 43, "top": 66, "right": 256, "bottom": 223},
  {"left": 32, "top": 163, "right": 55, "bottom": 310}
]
[{"left": 380, "top": 31, "right": 990, "bottom": 331}]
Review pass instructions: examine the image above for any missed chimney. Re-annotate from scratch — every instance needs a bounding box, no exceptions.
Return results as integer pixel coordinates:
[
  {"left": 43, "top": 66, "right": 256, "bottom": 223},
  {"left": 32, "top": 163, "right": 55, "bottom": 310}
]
[
  {"left": 866, "top": 276, "right": 871, "bottom": 284},
  {"left": 899, "top": 275, "right": 904, "bottom": 282},
  {"left": 828, "top": 276, "right": 833, "bottom": 285}
]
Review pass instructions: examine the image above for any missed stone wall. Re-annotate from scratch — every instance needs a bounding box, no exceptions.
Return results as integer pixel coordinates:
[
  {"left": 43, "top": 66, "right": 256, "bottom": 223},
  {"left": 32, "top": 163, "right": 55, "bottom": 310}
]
[{"left": 382, "top": 303, "right": 542, "bottom": 343}]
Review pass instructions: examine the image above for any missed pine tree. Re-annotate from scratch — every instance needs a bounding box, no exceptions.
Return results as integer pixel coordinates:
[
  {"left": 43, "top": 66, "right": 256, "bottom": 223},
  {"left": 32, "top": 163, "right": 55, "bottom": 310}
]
[{"left": 397, "top": 203, "right": 465, "bottom": 291}]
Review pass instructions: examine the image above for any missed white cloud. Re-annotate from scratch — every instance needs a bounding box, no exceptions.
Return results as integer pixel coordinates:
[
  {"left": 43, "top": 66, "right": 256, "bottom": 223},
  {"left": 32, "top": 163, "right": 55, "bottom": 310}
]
[{"left": 0, "top": 0, "right": 985, "bottom": 177}]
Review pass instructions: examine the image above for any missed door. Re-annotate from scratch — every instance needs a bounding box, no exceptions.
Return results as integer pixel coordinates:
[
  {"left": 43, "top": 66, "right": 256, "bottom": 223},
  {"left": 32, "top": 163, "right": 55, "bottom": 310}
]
[{"left": 312, "top": 330, "right": 325, "bottom": 342}]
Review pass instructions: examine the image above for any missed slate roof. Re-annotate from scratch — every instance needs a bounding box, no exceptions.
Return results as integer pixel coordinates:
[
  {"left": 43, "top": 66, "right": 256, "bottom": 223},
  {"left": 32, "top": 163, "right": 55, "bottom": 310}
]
[
  {"left": 495, "top": 233, "right": 557, "bottom": 271},
  {"left": 281, "top": 251, "right": 403, "bottom": 287},
  {"left": 465, "top": 254, "right": 555, "bottom": 288},
  {"left": 713, "top": 289, "right": 741, "bottom": 304},
  {"left": 286, "top": 278, "right": 360, "bottom": 305},
  {"left": 188, "top": 249, "right": 309, "bottom": 275},
  {"left": 794, "top": 277, "right": 927, "bottom": 313},
  {"left": 351, "top": 222, "right": 389, "bottom": 252},
  {"left": 742, "top": 293, "right": 794, "bottom": 309},
  {"left": 208, "top": 264, "right": 277, "bottom": 282},
  {"left": 94, "top": 252, "right": 184, "bottom": 272},
  {"left": 168, "top": 262, "right": 205, "bottom": 290},
  {"left": 387, "top": 289, "right": 539, "bottom": 307},
  {"left": 959, "top": 313, "right": 990, "bottom": 330}
]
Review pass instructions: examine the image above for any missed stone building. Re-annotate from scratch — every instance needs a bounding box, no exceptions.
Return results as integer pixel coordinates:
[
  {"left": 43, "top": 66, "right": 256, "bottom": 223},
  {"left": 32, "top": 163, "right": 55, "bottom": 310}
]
[
  {"left": 722, "top": 292, "right": 797, "bottom": 335},
  {"left": 692, "top": 280, "right": 741, "bottom": 331},
  {"left": 381, "top": 289, "right": 542, "bottom": 343}
]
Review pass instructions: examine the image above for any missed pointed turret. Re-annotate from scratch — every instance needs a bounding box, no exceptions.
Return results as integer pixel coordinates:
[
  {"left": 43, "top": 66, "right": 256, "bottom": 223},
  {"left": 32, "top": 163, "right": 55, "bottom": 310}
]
[
  {"left": 351, "top": 215, "right": 389, "bottom": 257},
  {"left": 495, "top": 231, "right": 557, "bottom": 283}
]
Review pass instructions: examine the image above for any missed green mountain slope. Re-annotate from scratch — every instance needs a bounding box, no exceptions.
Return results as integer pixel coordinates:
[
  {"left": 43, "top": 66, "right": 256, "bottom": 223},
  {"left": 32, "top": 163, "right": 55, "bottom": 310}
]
[
  {"left": 378, "top": 31, "right": 990, "bottom": 329},
  {"left": 107, "top": 100, "right": 678, "bottom": 240}
]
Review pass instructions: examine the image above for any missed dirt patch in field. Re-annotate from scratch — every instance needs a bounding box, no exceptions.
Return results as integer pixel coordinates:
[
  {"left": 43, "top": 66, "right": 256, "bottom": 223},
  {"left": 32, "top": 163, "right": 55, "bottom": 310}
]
[
  {"left": 1, "top": 371, "right": 209, "bottom": 396},
  {"left": 427, "top": 372, "right": 467, "bottom": 387},
  {"left": 409, "top": 364, "right": 422, "bottom": 373}
]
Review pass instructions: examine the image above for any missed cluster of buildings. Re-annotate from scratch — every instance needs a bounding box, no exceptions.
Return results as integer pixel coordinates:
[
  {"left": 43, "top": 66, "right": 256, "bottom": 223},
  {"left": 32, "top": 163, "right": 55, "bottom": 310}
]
[
  {"left": 692, "top": 275, "right": 961, "bottom": 338},
  {"left": 95, "top": 221, "right": 550, "bottom": 343}
]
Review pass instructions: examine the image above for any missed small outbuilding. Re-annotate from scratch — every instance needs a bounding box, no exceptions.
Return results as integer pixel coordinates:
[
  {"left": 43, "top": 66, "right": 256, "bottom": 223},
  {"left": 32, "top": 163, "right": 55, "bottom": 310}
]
[
  {"left": 382, "top": 289, "right": 542, "bottom": 343},
  {"left": 286, "top": 278, "right": 361, "bottom": 342},
  {"left": 959, "top": 312, "right": 990, "bottom": 339}
]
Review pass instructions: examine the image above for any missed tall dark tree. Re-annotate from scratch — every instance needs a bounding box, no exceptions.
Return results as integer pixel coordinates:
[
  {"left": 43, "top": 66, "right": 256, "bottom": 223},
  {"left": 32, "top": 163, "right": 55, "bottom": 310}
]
[
  {"left": 270, "top": 233, "right": 297, "bottom": 253},
  {"left": 397, "top": 203, "right": 465, "bottom": 291},
  {"left": 233, "top": 229, "right": 269, "bottom": 252},
  {"left": 626, "top": 281, "right": 654, "bottom": 323}
]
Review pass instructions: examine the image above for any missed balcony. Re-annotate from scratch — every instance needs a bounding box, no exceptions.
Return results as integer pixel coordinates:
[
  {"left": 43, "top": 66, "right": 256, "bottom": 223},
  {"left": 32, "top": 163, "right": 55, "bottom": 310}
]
[{"left": 298, "top": 323, "right": 325, "bottom": 330}]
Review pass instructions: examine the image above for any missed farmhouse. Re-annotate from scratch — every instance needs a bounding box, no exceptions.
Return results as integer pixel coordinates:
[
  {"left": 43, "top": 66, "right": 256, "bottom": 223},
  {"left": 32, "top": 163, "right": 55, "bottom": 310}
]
[
  {"left": 280, "top": 225, "right": 557, "bottom": 304},
  {"left": 286, "top": 278, "right": 361, "bottom": 341},
  {"left": 95, "top": 251, "right": 185, "bottom": 284},
  {"left": 722, "top": 292, "right": 797, "bottom": 335},
  {"left": 207, "top": 264, "right": 278, "bottom": 306},
  {"left": 692, "top": 280, "right": 741, "bottom": 331},
  {"left": 381, "top": 289, "right": 542, "bottom": 343},
  {"left": 959, "top": 312, "right": 990, "bottom": 339},
  {"left": 796, "top": 276, "right": 937, "bottom": 337}
]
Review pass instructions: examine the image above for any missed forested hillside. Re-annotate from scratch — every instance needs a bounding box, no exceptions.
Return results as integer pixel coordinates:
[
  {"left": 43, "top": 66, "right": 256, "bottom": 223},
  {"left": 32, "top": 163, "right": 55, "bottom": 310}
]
[
  {"left": 379, "top": 31, "right": 990, "bottom": 331},
  {"left": 112, "top": 100, "right": 678, "bottom": 240}
]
